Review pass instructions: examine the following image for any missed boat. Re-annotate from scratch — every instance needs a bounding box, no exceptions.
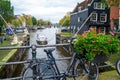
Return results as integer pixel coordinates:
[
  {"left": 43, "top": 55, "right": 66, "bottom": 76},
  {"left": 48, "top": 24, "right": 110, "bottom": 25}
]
[{"left": 36, "top": 34, "right": 48, "bottom": 45}]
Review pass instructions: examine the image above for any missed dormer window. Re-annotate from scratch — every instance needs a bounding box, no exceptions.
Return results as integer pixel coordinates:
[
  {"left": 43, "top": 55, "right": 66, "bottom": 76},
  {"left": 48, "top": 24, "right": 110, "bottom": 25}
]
[
  {"left": 94, "top": 2, "right": 105, "bottom": 9},
  {"left": 100, "top": 13, "right": 107, "bottom": 22},
  {"left": 90, "top": 13, "right": 97, "bottom": 22}
]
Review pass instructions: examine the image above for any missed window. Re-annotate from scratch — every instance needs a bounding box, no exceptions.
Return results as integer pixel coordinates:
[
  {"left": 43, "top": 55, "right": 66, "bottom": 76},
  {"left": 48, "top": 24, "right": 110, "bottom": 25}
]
[
  {"left": 78, "top": 17, "right": 82, "bottom": 22},
  {"left": 94, "top": 2, "right": 105, "bottom": 9},
  {"left": 78, "top": 17, "right": 80, "bottom": 22},
  {"left": 100, "top": 14, "right": 107, "bottom": 22},
  {"left": 90, "top": 13, "right": 97, "bottom": 22},
  {"left": 77, "top": 27, "right": 79, "bottom": 31}
]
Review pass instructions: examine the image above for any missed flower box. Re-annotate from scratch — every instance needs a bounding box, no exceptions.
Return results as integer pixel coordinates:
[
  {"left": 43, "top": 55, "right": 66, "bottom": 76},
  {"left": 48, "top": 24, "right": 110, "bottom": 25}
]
[{"left": 74, "top": 30, "right": 119, "bottom": 62}]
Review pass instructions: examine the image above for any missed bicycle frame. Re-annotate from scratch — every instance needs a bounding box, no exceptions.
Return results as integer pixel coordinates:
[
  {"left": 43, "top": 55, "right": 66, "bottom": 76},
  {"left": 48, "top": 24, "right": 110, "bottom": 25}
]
[{"left": 44, "top": 48, "right": 80, "bottom": 79}]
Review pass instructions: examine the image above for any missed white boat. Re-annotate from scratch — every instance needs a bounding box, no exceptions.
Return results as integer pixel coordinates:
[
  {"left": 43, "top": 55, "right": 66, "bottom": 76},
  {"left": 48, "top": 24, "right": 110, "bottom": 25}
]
[{"left": 36, "top": 34, "right": 47, "bottom": 45}]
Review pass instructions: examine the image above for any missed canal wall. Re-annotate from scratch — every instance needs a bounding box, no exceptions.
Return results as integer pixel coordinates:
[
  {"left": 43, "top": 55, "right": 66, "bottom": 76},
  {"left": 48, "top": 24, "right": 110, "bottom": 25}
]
[
  {"left": 0, "top": 34, "right": 30, "bottom": 78},
  {"left": 56, "top": 33, "right": 73, "bottom": 55}
]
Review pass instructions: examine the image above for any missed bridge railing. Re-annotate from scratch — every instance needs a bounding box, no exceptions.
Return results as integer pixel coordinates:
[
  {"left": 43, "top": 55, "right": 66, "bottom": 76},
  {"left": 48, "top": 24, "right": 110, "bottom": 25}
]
[
  {"left": 0, "top": 43, "right": 71, "bottom": 79},
  {"left": 0, "top": 43, "right": 115, "bottom": 79}
]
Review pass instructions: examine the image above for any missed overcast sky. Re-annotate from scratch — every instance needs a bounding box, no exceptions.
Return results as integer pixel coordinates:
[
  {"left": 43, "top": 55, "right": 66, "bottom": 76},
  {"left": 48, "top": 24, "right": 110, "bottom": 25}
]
[{"left": 11, "top": 0, "right": 84, "bottom": 23}]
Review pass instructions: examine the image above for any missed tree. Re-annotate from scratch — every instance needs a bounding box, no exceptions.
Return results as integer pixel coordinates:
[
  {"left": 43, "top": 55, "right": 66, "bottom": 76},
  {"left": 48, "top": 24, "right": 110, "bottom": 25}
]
[
  {"left": 23, "top": 14, "right": 33, "bottom": 27},
  {"left": 37, "top": 19, "right": 52, "bottom": 26},
  {"left": 32, "top": 16, "right": 37, "bottom": 25},
  {"left": 12, "top": 19, "right": 21, "bottom": 27},
  {"left": 0, "top": 0, "right": 14, "bottom": 23},
  {"left": 59, "top": 15, "right": 70, "bottom": 26},
  {"left": 17, "top": 15, "right": 26, "bottom": 27},
  {"left": 47, "top": 20, "right": 52, "bottom": 26},
  {"left": 101, "top": 0, "right": 119, "bottom": 9},
  {"left": 37, "top": 19, "right": 45, "bottom": 26},
  {"left": 0, "top": 0, "right": 14, "bottom": 35}
]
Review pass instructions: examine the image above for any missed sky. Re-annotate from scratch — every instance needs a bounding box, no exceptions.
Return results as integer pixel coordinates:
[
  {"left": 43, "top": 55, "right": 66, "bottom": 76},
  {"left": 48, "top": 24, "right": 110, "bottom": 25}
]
[{"left": 11, "top": 0, "right": 84, "bottom": 23}]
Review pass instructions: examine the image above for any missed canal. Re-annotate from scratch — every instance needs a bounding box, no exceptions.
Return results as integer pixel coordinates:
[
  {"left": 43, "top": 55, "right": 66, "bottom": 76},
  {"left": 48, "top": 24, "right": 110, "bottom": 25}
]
[{"left": 25, "top": 27, "right": 68, "bottom": 74}]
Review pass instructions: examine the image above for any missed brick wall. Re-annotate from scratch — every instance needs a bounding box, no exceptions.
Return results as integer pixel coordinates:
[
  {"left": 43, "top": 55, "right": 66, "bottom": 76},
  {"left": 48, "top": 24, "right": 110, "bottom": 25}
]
[{"left": 110, "top": 6, "right": 119, "bottom": 29}]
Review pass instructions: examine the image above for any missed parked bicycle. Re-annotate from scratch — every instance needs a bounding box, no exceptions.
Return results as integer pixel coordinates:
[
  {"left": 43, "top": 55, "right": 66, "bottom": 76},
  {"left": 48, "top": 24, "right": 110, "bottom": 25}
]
[
  {"left": 115, "top": 40, "right": 120, "bottom": 75},
  {"left": 21, "top": 45, "right": 57, "bottom": 80},
  {"left": 116, "top": 59, "right": 120, "bottom": 75},
  {"left": 21, "top": 37, "right": 98, "bottom": 80}
]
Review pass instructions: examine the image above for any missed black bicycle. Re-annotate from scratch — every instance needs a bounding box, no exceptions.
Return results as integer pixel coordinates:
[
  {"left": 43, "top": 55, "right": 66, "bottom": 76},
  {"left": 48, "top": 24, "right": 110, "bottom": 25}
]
[
  {"left": 21, "top": 45, "right": 58, "bottom": 80},
  {"left": 21, "top": 38, "right": 98, "bottom": 80},
  {"left": 116, "top": 59, "right": 120, "bottom": 75}
]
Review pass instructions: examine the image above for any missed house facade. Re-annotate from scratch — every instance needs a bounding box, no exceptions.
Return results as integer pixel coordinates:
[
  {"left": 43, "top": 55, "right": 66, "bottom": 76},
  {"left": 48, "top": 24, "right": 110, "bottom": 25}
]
[
  {"left": 110, "top": 6, "right": 119, "bottom": 31},
  {"left": 70, "top": 0, "right": 110, "bottom": 34}
]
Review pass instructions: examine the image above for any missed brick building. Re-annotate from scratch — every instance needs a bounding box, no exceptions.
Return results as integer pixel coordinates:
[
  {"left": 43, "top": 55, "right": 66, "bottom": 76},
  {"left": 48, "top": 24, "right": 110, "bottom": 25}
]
[{"left": 110, "top": 6, "right": 119, "bottom": 30}]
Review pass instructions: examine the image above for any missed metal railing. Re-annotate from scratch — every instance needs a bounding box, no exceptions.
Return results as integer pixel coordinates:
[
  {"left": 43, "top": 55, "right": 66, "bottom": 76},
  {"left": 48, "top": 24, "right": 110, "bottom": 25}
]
[
  {"left": 0, "top": 43, "right": 71, "bottom": 79},
  {"left": 0, "top": 43, "right": 115, "bottom": 79}
]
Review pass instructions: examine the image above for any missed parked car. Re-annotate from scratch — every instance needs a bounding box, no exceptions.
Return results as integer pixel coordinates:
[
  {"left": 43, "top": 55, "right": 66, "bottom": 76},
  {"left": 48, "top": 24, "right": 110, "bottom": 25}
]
[
  {"left": 61, "top": 27, "right": 68, "bottom": 32},
  {"left": 14, "top": 27, "right": 25, "bottom": 33}
]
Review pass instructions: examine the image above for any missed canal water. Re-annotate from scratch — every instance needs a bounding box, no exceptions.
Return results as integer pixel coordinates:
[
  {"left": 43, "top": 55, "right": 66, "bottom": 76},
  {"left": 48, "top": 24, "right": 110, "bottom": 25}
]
[{"left": 27, "top": 27, "right": 68, "bottom": 73}]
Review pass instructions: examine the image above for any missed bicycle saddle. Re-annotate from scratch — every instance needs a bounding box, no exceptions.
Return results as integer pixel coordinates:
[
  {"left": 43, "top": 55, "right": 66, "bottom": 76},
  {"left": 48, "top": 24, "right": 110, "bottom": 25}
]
[{"left": 44, "top": 48, "right": 55, "bottom": 53}]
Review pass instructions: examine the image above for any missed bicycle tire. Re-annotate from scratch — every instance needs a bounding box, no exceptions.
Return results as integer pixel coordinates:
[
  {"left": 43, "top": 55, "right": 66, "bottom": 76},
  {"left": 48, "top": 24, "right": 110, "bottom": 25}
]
[
  {"left": 40, "top": 62, "right": 58, "bottom": 80},
  {"left": 60, "top": 67, "right": 75, "bottom": 80},
  {"left": 74, "top": 59, "right": 89, "bottom": 80},
  {"left": 22, "top": 62, "right": 57, "bottom": 80},
  {"left": 88, "top": 62, "right": 98, "bottom": 80},
  {"left": 22, "top": 64, "right": 35, "bottom": 80},
  {"left": 116, "top": 59, "right": 120, "bottom": 75}
]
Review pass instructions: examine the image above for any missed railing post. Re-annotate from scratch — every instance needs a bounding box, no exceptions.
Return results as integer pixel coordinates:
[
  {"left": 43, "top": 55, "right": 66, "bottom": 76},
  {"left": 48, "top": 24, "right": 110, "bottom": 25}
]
[
  {"left": 31, "top": 44, "right": 37, "bottom": 59},
  {"left": 31, "top": 44, "right": 37, "bottom": 80}
]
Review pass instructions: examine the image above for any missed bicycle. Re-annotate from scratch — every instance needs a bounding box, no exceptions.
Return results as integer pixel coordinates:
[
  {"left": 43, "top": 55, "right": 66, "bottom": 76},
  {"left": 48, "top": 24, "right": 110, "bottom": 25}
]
[
  {"left": 116, "top": 59, "right": 120, "bottom": 75},
  {"left": 21, "top": 37, "right": 99, "bottom": 80},
  {"left": 21, "top": 45, "right": 57, "bottom": 80}
]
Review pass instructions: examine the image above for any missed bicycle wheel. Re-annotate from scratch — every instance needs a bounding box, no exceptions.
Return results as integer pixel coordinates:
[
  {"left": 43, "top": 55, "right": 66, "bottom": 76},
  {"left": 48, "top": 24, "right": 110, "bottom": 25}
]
[
  {"left": 22, "top": 65, "right": 35, "bottom": 80},
  {"left": 40, "top": 62, "right": 58, "bottom": 80},
  {"left": 116, "top": 59, "right": 120, "bottom": 75},
  {"left": 22, "top": 62, "right": 57, "bottom": 80},
  {"left": 74, "top": 59, "right": 89, "bottom": 80},
  {"left": 88, "top": 62, "right": 98, "bottom": 80}
]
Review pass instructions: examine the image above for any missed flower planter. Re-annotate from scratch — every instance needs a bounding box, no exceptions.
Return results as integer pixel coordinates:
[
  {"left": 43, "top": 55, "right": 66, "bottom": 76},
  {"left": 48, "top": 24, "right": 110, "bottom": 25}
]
[
  {"left": 93, "top": 54, "right": 110, "bottom": 63},
  {"left": 74, "top": 30, "right": 119, "bottom": 62}
]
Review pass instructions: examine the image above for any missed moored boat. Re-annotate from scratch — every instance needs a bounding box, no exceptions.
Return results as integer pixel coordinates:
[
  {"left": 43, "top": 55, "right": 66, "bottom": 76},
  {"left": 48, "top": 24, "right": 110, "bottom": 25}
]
[{"left": 36, "top": 34, "right": 47, "bottom": 45}]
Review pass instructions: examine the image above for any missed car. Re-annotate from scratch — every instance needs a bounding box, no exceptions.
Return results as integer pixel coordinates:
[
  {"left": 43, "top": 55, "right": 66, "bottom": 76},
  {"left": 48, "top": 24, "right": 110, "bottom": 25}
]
[
  {"left": 14, "top": 27, "right": 25, "bottom": 33},
  {"left": 61, "top": 27, "right": 68, "bottom": 32}
]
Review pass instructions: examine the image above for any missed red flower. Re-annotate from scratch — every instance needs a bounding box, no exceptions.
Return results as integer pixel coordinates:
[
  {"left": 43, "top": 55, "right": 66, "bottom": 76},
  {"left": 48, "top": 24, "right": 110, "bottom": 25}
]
[
  {"left": 108, "top": 40, "right": 112, "bottom": 43},
  {"left": 92, "top": 34, "right": 97, "bottom": 36}
]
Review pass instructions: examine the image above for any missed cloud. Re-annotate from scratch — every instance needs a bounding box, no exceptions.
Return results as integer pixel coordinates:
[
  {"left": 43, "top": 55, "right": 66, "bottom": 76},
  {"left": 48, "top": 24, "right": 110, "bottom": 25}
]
[{"left": 11, "top": 0, "right": 83, "bottom": 23}]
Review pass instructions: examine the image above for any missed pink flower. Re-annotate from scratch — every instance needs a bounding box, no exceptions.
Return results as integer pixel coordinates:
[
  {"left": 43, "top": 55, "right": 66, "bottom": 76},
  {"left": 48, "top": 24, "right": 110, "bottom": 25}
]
[
  {"left": 109, "top": 31, "right": 115, "bottom": 36},
  {"left": 91, "top": 40, "right": 95, "bottom": 43}
]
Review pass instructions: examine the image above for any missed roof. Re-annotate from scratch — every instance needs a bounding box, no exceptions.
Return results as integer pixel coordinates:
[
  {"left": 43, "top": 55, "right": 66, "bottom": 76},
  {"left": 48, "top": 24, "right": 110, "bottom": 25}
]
[{"left": 72, "top": 0, "right": 92, "bottom": 13}]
